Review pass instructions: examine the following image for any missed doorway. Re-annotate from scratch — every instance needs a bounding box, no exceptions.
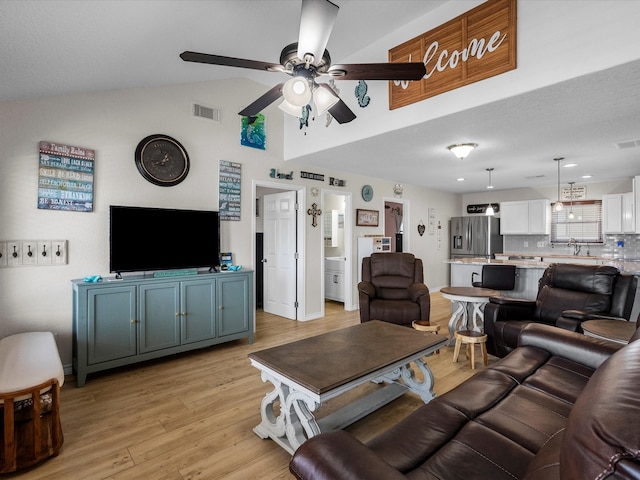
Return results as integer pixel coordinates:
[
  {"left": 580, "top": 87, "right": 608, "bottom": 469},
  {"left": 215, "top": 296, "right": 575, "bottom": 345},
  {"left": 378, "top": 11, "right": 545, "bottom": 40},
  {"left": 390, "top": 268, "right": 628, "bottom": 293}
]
[
  {"left": 322, "top": 189, "right": 354, "bottom": 315},
  {"left": 384, "top": 198, "right": 410, "bottom": 253},
  {"left": 254, "top": 181, "right": 305, "bottom": 320}
]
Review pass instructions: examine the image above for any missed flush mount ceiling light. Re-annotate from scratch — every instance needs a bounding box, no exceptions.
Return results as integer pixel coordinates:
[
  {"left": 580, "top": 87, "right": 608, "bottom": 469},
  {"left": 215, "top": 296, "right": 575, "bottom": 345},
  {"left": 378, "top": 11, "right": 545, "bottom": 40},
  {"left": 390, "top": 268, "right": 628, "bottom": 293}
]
[
  {"left": 554, "top": 157, "right": 565, "bottom": 212},
  {"left": 447, "top": 143, "right": 478, "bottom": 160}
]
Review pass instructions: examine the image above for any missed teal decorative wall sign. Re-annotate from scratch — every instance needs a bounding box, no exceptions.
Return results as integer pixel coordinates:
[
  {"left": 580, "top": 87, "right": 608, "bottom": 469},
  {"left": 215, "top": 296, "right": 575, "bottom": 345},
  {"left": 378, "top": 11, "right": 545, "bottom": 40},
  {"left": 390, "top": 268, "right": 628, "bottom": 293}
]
[{"left": 241, "top": 114, "right": 266, "bottom": 150}]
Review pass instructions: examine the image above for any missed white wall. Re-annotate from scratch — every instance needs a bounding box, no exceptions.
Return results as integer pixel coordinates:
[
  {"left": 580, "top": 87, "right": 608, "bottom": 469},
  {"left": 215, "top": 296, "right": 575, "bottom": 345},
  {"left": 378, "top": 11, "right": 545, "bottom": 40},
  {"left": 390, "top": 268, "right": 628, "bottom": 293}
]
[{"left": 0, "top": 78, "right": 459, "bottom": 368}]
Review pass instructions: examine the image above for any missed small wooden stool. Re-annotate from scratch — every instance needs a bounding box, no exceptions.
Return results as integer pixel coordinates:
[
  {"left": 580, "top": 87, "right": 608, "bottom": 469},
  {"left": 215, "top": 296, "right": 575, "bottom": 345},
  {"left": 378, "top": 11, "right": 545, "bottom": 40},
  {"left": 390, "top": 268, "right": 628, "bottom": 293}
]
[
  {"left": 412, "top": 320, "right": 442, "bottom": 354},
  {"left": 453, "top": 330, "right": 488, "bottom": 369}
]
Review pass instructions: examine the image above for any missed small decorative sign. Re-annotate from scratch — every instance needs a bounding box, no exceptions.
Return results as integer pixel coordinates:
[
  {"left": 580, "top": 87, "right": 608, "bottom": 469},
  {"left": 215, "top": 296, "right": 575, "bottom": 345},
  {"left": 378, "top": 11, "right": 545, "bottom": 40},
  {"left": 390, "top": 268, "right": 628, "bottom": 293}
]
[
  {"left": 428, "top": 207, "right": 437, "bottom": 235},
  {"left": 300, "top": 171, "right": 325, "bottom": 181},
  {"left": 329, "top": 177, "right": 346, "bottom": 187},
  {"left": 561, "top": 185, "right": 586, "bottom": 201},
  {"left": 467, "top": 204, "right": 500, "bottom": 214},
  {"left": 356, "top": 209, "right": 379, "bottom": 227},
  {"left": 219, "top": 160, "right": 241, "bottom": 221},
  {"left": 38, "top": 141, "right": 95, "bottom": 212},
  {"left": 269, "top": 169, "right": 294, "bottom": 180}
]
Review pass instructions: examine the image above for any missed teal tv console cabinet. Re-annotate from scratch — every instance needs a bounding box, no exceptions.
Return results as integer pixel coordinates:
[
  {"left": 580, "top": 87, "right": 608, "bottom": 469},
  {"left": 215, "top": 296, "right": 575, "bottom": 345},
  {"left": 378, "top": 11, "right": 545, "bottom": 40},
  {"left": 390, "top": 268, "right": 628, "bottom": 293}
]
[{"left": 72, "top": 270, "right": 254, "bottom": 387}]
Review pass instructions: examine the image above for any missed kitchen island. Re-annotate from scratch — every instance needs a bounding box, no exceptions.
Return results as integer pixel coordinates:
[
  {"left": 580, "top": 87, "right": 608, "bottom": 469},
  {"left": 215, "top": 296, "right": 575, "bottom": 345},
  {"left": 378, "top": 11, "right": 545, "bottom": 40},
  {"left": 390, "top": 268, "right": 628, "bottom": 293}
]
[
  {"left": 446, "top": 256, "right": 640, "bottom": 320},
  {"left": 446, "top": 258, "right": 547, "bottom": 300}
]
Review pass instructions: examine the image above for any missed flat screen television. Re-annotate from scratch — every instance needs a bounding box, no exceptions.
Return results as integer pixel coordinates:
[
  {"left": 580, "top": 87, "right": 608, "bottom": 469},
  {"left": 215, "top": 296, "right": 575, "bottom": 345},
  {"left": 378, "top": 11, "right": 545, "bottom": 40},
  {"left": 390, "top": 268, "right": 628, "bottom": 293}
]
[{"left": 109, "top": 205, "right": 220, "bottom": 275}]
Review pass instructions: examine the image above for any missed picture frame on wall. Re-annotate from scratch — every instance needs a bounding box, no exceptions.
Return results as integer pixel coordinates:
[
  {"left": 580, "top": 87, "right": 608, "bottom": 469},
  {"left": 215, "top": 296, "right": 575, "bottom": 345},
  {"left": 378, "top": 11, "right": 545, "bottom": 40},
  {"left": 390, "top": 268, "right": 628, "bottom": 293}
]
[{"left": 356, "top": 209, "right": 379, "bottom": 227}]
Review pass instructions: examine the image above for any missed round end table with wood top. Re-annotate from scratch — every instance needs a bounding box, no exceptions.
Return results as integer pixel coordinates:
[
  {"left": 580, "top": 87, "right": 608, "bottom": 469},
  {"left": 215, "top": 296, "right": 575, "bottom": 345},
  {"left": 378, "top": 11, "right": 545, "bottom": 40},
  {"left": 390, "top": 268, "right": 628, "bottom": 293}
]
[
  {"left": 440, "top": 286, "right": 500, "bottom": 345},
  {"left": 582, "top": 319, "right": 636, "bottom": 345}
]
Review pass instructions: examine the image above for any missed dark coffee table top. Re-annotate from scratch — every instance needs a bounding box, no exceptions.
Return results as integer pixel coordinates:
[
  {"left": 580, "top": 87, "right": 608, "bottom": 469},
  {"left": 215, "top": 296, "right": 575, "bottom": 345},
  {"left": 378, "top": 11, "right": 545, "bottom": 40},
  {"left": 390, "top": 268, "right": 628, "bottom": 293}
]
[{"left": 249, "top": 320, "right": 445, "bottom": 395}]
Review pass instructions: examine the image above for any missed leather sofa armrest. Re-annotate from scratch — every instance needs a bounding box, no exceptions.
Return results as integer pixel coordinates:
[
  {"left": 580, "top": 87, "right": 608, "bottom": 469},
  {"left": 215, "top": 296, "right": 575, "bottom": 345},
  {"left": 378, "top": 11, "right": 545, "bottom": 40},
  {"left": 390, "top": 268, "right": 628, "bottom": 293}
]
[
  {"left": 562, "top": 310, "right": 626, "bottom": 322},
  {"left": 290, "top": 430, "right": 406, "bottom": 480},
  {"left": 489, "top": 296, "right": 536, "bottom": 308},
  {"left": 408, "top": 283, "right": 429, "bottom": 302},
  {"left": 517, "top": 323, "right": 622, "bottom": 370},
  {"left": 556, "top": 310, "right": 629, "bottom": 332},
  {"left": 358, "top": 281, "right": 376, "bottom": 298}
]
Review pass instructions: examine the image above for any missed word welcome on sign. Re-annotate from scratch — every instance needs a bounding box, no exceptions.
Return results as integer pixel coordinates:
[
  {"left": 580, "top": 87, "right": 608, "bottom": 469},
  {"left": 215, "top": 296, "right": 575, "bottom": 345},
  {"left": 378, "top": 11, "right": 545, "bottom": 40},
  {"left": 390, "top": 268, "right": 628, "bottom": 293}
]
[{"left": 389, "top": 0, "right": 516, "bottom": 110}]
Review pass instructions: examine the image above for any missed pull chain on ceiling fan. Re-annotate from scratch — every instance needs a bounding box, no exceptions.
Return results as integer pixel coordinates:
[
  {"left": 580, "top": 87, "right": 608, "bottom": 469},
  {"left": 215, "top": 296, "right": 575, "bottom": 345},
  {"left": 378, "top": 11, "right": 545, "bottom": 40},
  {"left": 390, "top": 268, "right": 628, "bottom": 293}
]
[{"left": 180, "top": 0, "right": 426, "bottom": 124}]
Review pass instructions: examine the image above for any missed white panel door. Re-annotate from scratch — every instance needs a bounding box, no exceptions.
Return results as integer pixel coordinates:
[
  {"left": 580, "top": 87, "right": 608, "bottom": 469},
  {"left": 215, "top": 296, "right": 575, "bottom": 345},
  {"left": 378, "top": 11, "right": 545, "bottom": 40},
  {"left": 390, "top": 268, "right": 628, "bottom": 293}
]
[{"left": 263, "top": 191, "right": 298, "bottom": 319}]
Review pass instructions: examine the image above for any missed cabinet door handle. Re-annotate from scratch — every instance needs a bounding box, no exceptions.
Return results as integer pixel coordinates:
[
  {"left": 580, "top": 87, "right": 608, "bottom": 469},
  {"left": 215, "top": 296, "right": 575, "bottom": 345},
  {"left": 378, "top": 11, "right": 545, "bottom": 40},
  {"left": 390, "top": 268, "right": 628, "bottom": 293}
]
[
  {"left": 131, "top": 319, "right": 136, "bottom": 324},
  {"left": 175, "top": 312, "right": 188, "bottom": 316},
  {"left": 219, "top": 305, "right": 224, "bottom": 310}
]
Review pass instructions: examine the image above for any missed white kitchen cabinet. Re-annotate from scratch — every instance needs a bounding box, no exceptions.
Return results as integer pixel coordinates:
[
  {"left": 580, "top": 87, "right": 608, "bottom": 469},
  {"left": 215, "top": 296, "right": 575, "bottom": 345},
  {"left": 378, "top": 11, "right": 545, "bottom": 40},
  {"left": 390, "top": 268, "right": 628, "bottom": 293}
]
[
  {"left": 602, "top": 192, "right": 634, "bottom": 233},
  {"left": 500, "top": 199, "right": 550, "bottom": 235}
]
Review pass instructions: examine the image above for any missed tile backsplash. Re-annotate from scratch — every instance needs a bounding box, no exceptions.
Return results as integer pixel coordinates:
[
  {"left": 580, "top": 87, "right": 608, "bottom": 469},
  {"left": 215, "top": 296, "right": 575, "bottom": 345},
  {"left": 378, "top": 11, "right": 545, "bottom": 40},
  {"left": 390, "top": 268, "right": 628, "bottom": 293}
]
[{"left": 504, "top": 234, "right": 640, "bottom": 260}]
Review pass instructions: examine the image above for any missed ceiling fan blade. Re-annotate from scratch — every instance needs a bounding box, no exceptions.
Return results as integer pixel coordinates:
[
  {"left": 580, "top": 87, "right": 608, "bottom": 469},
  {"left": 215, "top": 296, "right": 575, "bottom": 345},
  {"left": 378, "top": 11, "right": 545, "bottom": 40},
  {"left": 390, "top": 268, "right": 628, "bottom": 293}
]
[
  {"left": 238, "top": 83, "right": 285, "bottom": 117},
  {"left": 297, "top": 0, "right": 339, "bottom": 65},
  {"left": 180, "top": 51, "right": 284, "bottom": 72},
  {"left": 327, "top": 62, "right": 426, "bottom": 81},
  {"left": 328, "top": 98, "right": 356, "bottom": 124}
]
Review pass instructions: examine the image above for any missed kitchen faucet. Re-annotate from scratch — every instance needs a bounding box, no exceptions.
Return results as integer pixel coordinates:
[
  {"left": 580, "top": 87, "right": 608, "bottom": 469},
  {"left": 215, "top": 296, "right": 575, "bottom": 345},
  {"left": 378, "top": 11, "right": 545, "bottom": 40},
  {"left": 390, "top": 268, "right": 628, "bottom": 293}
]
[{"left": 567, "top": 238, "right": 581, "bottom": 256}]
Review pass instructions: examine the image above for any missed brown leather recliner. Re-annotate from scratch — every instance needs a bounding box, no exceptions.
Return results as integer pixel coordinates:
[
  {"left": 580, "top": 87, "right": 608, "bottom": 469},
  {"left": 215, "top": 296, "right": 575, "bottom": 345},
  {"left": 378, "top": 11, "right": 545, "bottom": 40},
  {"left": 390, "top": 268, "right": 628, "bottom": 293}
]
[
  {"left": 358, "top": 253, "right": 430, "bottom": 327},
  {"left": 484, "top": 263, "right": 638, "bottom": 357}
]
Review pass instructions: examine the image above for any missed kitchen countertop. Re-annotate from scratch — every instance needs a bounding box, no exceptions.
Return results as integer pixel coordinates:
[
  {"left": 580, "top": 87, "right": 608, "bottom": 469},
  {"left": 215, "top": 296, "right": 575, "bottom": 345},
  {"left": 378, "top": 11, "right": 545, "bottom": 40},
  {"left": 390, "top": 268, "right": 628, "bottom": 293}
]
[{"left": 446, "top": 256, "right": 640, "bottom": 275}]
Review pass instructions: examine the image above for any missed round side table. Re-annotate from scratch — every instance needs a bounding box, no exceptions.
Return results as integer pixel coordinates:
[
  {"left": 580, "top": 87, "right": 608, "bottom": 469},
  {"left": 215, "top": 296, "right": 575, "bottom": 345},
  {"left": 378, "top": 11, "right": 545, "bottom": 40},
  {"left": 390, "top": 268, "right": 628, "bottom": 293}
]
[
  {"left": 582, "top": 319, "right": 636, "bottom": 345},
  {"left": 440, "top": 286, "right": 499, "bottom": 345}
]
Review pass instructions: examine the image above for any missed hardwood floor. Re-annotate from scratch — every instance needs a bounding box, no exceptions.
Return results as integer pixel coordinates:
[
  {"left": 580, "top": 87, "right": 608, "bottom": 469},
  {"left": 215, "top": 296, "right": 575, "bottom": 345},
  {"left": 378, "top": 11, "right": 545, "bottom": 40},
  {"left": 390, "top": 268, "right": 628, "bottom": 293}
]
[{"left": 8, "top": 292, "right": 497, "bottom": 480}]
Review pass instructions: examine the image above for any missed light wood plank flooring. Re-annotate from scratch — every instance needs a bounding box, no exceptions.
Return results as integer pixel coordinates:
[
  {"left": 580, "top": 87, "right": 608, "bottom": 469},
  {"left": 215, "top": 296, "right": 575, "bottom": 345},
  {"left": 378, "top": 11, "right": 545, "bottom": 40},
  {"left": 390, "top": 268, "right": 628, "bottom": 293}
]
[{"left": 7, "top": 292, "right": 497, "bottom": 480}]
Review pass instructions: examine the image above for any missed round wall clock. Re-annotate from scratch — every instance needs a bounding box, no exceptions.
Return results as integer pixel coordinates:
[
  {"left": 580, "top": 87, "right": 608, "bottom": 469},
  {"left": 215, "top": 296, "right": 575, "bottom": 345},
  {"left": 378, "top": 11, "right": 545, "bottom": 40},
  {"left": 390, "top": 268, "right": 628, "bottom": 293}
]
[
  {"left": 135, "top": 134, "right": 190, "bottom": 186},
  {"left": 361, "top": 184, "right": 373, "bottom": 202}
]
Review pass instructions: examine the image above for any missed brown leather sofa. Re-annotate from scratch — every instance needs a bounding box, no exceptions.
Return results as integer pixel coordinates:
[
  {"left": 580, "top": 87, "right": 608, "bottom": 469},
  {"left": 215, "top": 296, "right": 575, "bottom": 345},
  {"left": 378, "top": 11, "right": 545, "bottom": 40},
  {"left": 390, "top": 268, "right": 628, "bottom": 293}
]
[
  {"left": 358, "top": 252, "right": 430, "bottom": 327},
  {"left": 290, "top": 323, "right": 640, "bottom": 479},
  {"left": 484, "top": 263, "right": 637, "bottom": 357}
]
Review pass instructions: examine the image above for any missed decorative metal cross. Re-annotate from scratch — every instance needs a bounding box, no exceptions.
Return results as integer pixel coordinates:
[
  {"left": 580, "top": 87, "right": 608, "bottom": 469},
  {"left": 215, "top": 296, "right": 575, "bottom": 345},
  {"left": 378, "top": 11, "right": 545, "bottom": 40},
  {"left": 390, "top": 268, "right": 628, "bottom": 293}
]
[{"left": 307, "top": 202, "right": 322, "bottom": 227}]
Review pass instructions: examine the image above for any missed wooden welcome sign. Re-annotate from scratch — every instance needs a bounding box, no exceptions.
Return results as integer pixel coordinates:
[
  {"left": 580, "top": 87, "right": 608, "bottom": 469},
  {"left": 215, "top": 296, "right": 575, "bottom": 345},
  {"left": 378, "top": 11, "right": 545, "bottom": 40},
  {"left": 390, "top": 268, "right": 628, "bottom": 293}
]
[{"left": 389, "top": 0, "right": 516, "bottom": 110}]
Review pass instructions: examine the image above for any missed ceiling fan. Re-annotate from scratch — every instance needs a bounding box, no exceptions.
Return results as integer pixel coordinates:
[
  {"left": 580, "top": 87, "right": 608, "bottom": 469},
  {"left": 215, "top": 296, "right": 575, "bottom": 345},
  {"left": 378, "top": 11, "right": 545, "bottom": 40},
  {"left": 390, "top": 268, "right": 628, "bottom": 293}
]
[{"left": 180, "top": 0, "right": 426, "bottom": 124}]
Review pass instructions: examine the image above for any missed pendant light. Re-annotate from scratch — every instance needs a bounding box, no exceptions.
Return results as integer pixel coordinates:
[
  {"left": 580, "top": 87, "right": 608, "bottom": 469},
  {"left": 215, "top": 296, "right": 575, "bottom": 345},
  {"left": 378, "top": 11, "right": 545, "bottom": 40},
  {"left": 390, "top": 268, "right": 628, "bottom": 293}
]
[
  {"left": 485, "top": 168, "right": 495, "bottom": 215},
  {"left": 554, "top": 157, "right": 564, "bottom": 212},
  {"left": 568, "top": 182, "right": 575, "bottom": 220}
]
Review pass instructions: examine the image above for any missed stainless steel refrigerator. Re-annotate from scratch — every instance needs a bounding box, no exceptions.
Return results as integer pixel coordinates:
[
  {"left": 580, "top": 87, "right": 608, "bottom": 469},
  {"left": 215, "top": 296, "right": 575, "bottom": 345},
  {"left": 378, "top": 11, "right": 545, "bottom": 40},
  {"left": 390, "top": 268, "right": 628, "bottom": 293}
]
[{"left": 450, "top": 216, "right": 503, "bottom": 259}]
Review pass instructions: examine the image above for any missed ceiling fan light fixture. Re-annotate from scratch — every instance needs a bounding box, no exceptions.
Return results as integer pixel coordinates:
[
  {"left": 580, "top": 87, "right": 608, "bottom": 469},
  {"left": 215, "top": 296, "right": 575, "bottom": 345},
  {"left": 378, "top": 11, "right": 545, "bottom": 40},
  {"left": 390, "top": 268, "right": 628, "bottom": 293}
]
[
  {"left": 447, "top": 143, "right": 478, "bottom": 160},
  {"left": 313, "top": 84, "right": 339, "bottom": 115},
  {"left": 283, "top": 77, "right": 312, "bottom": 107},
  {"left": 297, "top": 0, "right": 339, "bottom": 66},
  {"left": 278, "top": 99, "right": 305, "bottom": 118}
]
